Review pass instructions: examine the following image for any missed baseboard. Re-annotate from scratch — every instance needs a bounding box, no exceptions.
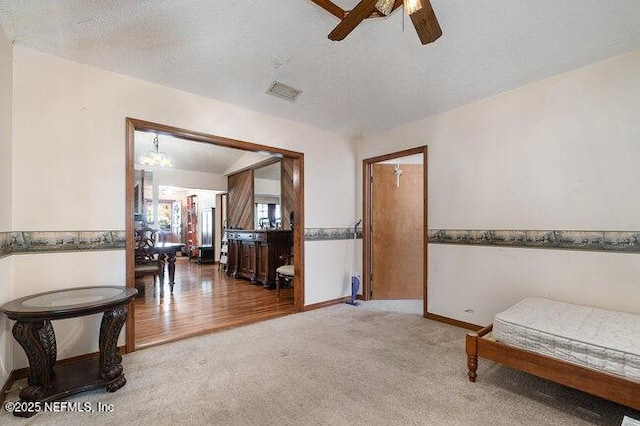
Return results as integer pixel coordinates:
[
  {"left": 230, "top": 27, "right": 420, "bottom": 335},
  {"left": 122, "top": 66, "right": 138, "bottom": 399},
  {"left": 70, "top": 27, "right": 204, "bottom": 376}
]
[
  {"left": 1, "top": 346, "right": 125, "bottom": 404},
  {"left": 303, "top": 298, "right": 481, "bottom": 331},
  {"left": 425, "top": 312, "right": 481, "bottom": 331},
  {"left": 304, "top": 295, "right": 354, "bottom": 311},
  {"left": 0, "top": 370, "right": 19, "bottom": 405}
]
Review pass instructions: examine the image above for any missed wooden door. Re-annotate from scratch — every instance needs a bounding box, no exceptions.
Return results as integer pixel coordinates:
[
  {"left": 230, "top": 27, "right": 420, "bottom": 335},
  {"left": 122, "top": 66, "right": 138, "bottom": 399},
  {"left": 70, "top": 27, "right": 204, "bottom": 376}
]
[{"left": 371, "top": 163, "right": 424, "bottom": 299}]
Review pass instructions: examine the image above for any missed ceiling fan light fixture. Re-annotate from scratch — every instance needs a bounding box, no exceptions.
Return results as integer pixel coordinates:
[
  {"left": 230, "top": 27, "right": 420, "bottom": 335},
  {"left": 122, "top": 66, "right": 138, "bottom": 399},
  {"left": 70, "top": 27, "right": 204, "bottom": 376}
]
[
  {"left": 375, "top": 0, "right": 395, "bottom": 16},
  {"left": 403, "top": 0, "right": 423, "bottom": 15}
]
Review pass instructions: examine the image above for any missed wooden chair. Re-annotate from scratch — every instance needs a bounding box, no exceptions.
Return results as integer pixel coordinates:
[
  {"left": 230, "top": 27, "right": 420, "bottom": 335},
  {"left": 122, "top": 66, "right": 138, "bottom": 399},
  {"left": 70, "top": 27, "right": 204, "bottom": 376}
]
[
  {"left": 275, "top": 216, "right": 295, "bottom": 298},
  {"left": 275, "top": 255, "right": 294, "bottom": 298},
  {"left": 134, "top": 227, "right": 161, "bottom": 290}
]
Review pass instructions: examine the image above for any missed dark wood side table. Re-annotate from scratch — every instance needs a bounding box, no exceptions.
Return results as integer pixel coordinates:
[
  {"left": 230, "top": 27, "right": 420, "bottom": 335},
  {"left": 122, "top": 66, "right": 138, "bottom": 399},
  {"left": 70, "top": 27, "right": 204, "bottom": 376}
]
[{"left": 0, "top": 286, "right": 137, "bottom": 417}]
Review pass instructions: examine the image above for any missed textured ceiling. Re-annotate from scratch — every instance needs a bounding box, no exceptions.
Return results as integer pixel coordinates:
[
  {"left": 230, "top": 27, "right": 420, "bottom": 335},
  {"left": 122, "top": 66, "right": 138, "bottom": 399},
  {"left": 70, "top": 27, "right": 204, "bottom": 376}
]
[{"left": 2, "top": 1, "right": 640, "bottom": 136}]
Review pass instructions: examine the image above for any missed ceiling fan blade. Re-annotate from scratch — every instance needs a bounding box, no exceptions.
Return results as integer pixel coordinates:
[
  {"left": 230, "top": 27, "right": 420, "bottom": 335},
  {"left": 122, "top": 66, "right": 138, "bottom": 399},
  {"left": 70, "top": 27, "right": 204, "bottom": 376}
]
[
  {"left": 310, "top": 0, "right": 345, "bottom": 19},
  {"left": 328, "top": 0, "right": 378, "bottom": 41},
  {"left": 409, "top": 0, "right": 442, "bottom": 45}
]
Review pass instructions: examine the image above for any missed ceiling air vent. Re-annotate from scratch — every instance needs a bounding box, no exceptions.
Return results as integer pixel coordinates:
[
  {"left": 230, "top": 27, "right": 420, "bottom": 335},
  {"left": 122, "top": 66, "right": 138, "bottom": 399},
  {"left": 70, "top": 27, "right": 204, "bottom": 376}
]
[{"left": 267, "top": 81, "right": 302, "bottom": 102}]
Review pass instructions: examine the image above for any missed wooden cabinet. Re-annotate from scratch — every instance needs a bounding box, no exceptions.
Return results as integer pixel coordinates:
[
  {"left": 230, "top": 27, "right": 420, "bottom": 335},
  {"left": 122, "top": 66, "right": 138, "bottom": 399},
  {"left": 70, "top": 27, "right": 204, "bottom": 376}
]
[
  {"left": 227, "top": 235, "right": 239, "bottom": 277},
  {"left": 226, "top": 230, "right": 291, "bottom": 287},
  {"left": 239, "top": 241, "right": 257, "bottom": 281}
]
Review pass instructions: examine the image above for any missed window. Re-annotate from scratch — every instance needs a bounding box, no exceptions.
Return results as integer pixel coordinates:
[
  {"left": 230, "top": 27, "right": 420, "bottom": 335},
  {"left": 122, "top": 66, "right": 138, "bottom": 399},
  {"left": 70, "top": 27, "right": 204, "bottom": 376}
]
[
  {"left": 256, "top": 203, "right": 269, "bottom": 222},
  {"left": 157, "top": 202, "right": 172, "bottom": 231},
  {"left": 146, "top": 201, "right": 153, "bottom": 224},
  {"left": 145, "top": 200, "right": 173, "bottom": 231}
]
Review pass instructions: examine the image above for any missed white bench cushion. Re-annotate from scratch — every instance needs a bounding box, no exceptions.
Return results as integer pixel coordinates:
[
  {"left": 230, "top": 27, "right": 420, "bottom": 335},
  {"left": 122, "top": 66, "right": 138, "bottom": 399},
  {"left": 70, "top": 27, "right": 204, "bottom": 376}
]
[{"left": 276, "top": 264, "right": 294, "bottom": 277}]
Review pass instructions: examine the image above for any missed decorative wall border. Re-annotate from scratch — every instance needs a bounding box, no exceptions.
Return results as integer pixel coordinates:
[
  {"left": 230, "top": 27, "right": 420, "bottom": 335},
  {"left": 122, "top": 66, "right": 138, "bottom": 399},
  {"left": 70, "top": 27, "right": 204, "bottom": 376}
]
[
  {"left": 306, "top": 228, "right": 640, "bottom": 253},
  {"left": 2, "top": 229, "right": 640, "bottom": 257},
  {"left": 304, "top": 228, "right": 361, "bottom": 241},
  {"left": 0, "top": 229, "right": 360, "bottom": 257},
  {"left": 428, "top": 229, "right": 640, "bottom": 253},
  {"left": 0, "top": 231, "right": 126, "bottom": 258}
]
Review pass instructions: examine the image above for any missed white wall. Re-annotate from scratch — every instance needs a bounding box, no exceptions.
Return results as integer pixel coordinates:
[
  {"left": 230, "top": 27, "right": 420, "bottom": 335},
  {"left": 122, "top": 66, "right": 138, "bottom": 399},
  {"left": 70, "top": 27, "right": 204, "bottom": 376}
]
[
  {"left": 0, "top": 257, "right": 12, "bottom": 386},
  {"left": 0, "top": 28, "right": 13, "bottom": 386},
  {"left": 0, "top": 29, "right": 11, "bottom": 231},
  {"left": 359, "top": 50, "right": 640, "bottom": 325},
  {"left": 10, "top": 251, "right": 126, "bottom": 367},
  {"left": 9, "top": 46, "right": 356, "bottom": 368},
  {"left": 153, "top": 168, "right": 227, "bottom": 192},
  {"left": 306, "top": 239, "right": 361, "bottom": 305},
  {"left": 192, "top": 191, "right": 216, "bottom": 210},
  {"left": 255, "top": 178, "right": 280, "bottom": 196},
  {"left": 13, "top": 46, "right": 355, "bottom": 229},
  {"left": 255, "top": 195, "right": 280, "bottom": 204}
]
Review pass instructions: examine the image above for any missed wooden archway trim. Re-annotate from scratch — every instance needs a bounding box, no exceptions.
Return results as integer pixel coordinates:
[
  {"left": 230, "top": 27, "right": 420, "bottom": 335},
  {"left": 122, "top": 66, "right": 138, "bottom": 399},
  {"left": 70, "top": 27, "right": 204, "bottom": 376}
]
[{"left": 125, "top": 118, "right": 305, "bottom": 352}]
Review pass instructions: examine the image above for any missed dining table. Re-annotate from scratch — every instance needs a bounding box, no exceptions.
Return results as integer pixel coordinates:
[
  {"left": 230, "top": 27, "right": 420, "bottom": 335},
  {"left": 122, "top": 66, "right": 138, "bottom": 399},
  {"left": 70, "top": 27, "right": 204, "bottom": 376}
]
[{"left": 152, "top": 242, "right": 185, "bottom": 292}]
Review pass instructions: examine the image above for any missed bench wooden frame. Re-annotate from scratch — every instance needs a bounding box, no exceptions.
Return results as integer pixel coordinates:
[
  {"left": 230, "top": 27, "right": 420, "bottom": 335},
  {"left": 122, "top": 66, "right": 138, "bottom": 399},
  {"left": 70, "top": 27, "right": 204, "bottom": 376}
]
[{"left": 466, "top": 324, "right": 640, "bottom": 410}]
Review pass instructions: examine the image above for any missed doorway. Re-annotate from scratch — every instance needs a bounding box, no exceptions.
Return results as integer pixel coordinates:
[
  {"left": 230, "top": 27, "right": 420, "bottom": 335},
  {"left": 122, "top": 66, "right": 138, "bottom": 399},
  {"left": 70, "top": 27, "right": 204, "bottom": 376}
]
[
  {"left": 362, "top": 147, "right": 428, "bottom": 315},
  {"left": 125, "top": 118, "right": 305, "bottom": 352}
]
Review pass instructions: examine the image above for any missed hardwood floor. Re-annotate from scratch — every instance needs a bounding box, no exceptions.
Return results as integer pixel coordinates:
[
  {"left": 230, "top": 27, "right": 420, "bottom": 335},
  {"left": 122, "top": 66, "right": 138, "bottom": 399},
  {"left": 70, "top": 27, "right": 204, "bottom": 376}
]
[{"left": 134, "top": 257, "right": 295, "bottom": 349}]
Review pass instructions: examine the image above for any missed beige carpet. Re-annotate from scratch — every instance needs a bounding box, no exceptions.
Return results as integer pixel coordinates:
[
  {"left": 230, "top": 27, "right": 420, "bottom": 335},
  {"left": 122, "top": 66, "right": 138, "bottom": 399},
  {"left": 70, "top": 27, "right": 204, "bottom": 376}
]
[{"left": 3, "top": 301, "right": 639, "bottom": 425}]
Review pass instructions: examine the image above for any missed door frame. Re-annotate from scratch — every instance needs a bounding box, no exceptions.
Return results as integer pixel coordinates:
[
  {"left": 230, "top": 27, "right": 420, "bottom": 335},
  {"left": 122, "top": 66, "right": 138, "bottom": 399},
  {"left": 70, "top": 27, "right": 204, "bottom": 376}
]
[
  {"left": 125, "top": 118, "right": 305, "bottom": 352},
  {"left": 362, "top": 146, "right": 428, "bottom": 316}
]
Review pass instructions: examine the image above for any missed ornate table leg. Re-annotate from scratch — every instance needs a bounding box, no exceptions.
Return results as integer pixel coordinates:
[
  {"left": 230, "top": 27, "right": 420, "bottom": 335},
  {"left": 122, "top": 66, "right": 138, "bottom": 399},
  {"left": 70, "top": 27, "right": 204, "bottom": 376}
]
[
  {"left": 157, "top": 253, "right": 166, "bottom": 290},
  {"left": 38, "top": 321, "right": 57, "bottom": 375},
  {"left": 12, "top": 321, "right": 57, "bottom": 415},
  {"left": 98, "top": 305, "right": 127, "bottom": 392},
  {"left": 167, "top": 253, "right": 177, "bottom": 292}
]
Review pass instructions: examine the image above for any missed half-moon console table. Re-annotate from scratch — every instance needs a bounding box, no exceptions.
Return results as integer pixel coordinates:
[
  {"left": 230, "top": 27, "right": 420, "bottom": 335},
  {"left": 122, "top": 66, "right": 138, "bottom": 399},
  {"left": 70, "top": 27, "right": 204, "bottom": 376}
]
[{"left": 0, "top": 286, "right": 137, "bottom": 417}]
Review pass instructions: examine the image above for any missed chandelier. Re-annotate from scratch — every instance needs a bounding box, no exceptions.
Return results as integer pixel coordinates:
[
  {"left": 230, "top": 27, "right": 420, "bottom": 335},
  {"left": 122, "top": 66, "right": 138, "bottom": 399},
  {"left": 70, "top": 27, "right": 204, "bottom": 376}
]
[{"left": 139, "top": 135, "right": 173, "bottom": 167}]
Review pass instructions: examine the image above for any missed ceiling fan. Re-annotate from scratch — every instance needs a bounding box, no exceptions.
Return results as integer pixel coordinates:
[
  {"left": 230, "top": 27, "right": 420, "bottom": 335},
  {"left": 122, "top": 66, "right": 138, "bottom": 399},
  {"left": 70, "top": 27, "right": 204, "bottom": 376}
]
[{"left": 311, "top": 0, "right": 442, "bottom": 45}]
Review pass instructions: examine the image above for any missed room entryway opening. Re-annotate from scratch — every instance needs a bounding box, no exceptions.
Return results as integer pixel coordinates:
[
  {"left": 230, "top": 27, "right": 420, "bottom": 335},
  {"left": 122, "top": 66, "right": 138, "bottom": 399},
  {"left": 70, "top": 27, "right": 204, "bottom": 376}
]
[
  {"left": 362, "top": 147, "right": 428, "bottom": 316},
  {"left": 125, "top": 119, "right": 305, "bottom": 352}
]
